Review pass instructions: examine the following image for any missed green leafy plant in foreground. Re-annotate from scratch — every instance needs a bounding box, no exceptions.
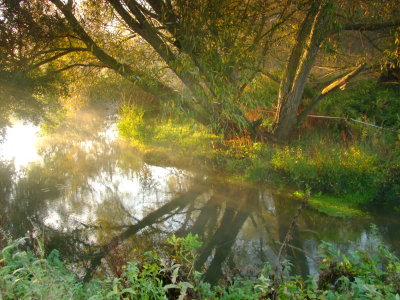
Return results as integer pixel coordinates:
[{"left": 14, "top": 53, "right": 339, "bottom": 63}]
[
  {"left": 2, "top": 231, "right": 399, "bottom": 299},
  {"left": 0, "top": 237, "right": 105, "bottom": 299},
  {"left": 106, "top": 234, "right": 203, "bottom": 299}
]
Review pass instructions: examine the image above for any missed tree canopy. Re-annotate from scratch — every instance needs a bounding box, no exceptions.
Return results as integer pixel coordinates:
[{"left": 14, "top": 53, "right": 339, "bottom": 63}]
[{"left": 1, "top": 0, "right": 399, "bottom": 140}]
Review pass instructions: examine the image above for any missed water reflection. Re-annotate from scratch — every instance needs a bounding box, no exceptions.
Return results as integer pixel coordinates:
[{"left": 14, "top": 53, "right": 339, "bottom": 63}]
[{"left": 0, "top": 105, "right": 399, "bottom": 282}]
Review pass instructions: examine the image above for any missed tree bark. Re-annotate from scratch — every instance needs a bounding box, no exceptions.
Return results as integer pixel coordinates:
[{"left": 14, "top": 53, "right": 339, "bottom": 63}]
[
  {"left": 273, "top": 2, "right": 332, "bottom": 141},
  {"left": 296, "top": 63, "right": 366, "bottom": 125}
]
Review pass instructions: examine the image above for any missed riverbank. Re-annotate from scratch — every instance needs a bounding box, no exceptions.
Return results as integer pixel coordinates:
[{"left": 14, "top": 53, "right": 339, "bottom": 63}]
[{"left": 117, "top": 97, "right": 399, "bottom": 218}]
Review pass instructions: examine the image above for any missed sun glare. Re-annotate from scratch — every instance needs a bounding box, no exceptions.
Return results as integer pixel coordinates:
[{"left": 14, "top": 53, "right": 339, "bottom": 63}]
[{"left": 0, "top": 122, "right": 40, "bottom": 169}]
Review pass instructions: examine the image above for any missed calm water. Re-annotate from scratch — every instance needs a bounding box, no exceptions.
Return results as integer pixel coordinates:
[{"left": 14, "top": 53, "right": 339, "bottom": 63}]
[{"left": 0, "top": 105, "right": 399, "bottom": 282}]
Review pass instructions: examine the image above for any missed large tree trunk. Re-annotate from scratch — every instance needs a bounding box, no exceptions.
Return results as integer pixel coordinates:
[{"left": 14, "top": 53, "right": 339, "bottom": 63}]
[{"left": 273, "top": 1, "right": 332, "bottom": 141}]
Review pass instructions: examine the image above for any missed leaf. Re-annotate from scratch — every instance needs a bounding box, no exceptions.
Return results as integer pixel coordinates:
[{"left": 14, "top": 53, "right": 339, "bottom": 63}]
[
  {"left": 120, "top": 288, "right": 136, "bottom": 294},
  {"left": 171, "top": 264, "right": 180, "bottom": 283},
  {"left": 180, "top": 282, "right": 193, "bottom": 289},
  {"left": 106, "top": 290, "right": 119, "bottom": 298},
  {"left": 12, "top": 267, "right": 26, "bottom": 275},
  {"left": 32, "top": 259, "right": 47, "bottom": 266},
  {"left": 163, "top": 283, "right": 179, "bottom": 290}
]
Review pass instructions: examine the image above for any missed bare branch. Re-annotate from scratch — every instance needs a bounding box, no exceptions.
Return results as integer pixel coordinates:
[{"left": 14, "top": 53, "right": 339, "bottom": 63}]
[
  {"left": 259, "top": 69, "right": 280, "bottom": 83},
  {"left": 27, "top": 49, "right": 81, "bottom": 71}
]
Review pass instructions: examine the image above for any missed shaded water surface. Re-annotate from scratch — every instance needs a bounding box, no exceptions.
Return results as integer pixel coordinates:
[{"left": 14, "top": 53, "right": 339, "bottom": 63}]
[{"left": 0, "top": 106, "right": 399, "bottom": 282}]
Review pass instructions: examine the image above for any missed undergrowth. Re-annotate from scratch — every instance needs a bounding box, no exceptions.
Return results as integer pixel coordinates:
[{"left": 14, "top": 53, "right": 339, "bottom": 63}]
[
  {"left": 117, "top": 104, "right": 221, "bottom": 167},
  {"left": 1, "top": 231, "right": 400, "bottom": 299},
  {"left": 318, "top": 80, "right": 400, "bottom": 130},
  {"left": 117, "top": 101, "right": 399, "bottom": 217}
]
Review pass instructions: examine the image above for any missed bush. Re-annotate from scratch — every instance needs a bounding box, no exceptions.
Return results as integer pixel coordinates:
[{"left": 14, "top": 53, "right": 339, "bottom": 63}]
[
  {"left": 117, "top": 103, "right": 399, "bottom": 212},
  {"left": 318, "top": 80, "right": 400, "bottom": 130},
  {"left": 377, "top": 163, "right": 400, "bottom": 207},
  {"left": 0, "top": 238, "right": 105, "bottom": 299},
  {"left": 270, "top": 144, "right": 380, "bottom": 203}
]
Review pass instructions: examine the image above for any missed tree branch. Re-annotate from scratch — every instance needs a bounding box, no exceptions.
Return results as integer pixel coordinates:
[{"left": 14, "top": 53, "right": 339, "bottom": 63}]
[
  {"left": 344, "top": 20, "right": 400, "bottom": 31},
  {"left": 29, "top": 47, "right": 89, "bottom": 63},
  {"left": 48, "top": 63, "right": 109, "bottom": 74},
  {"left": 361, "top": 32, "right": 385, "bottom": 53},
  {"left": 278, "top": 2, "right": 320, "bottom": 100},
  {"left": 108, "top": 1, "right": 217, "bottom": 105},
  {"left": 297, "top": 63, "right": 366, "bottom": 124},
  {"left": 50, "top": 0, "right": 178, "bottom": 100},
  {"left": 27, "top": 49, "right": 84, "bottom": 71},
  {"left": 259, "top": 69, "right": 280, "bottom": 83},
  {"left": 35, "top": 47, "right": 89, "bottom": 55}
]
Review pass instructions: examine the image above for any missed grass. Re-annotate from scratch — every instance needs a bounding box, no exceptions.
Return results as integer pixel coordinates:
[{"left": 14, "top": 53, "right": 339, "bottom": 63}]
[
  {"left": 117, "top": 104, "right": 230, "bottom": 171},
  {"left": 308, "top": 194, "right": 369, "bottom": 218},
  {"left": 290, "top": 191, "right": 369, "bottom": 218},
  {"left": 116, "top": 80, "right": 400, "bottom": 218}
]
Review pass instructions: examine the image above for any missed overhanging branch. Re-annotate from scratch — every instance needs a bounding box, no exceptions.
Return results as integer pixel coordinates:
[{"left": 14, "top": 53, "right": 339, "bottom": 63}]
[
  {"left": 48, "top": 63, "right": 109, "bottom": 74},
  {"left": 27, "top": 48, "right": 88, "bottom": 71},
  {"left": 50, "top": 0, "right": 178, "bottom": 100},
  {"left": 297, "top": 63, "right": 366, "bottom": 125}
]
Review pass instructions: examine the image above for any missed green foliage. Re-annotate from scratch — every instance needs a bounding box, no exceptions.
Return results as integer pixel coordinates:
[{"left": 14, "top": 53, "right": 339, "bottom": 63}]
[
  {"left": 167, "top": 234, "right": 203, "bottom": 266},
  {"left": 117, "top": 104, "right": 149, "bottom": 143},
  {"left": 1, "top": 232, "right": 400, "bottom": 299},
  {"left": 0, "top": 160, "right": 14, "bottom": 194},
  {"left": 117, "top": 103, "right": 221, "bottom": 166},
  {"left": 251, "top": 226, "right": 400, "bottom": 299},
  {"left": 270, "top": 144, "right": 380, "bottom": 202},
  {"left": 0, "top": 70, "right": 65, "bottom": 134},
  {"left": 0, "top": 238, "right": 105, "bottom": 299},
  {"left": 240, "top": 75, "right": 278, "bottom": 112},
  {"left": 319, "top": 80, "right": 400, "bottom": 129},
  {"left": 117, "top": 101, "right": 399, "bottom": 216},
  {"left": 104, "top": 234, "right": 202, "bottom": 299},
  {"left": 377, "top": 163, "right": 400, "bottom": 207},
  {"left": 308, "top": 194, "right": 368, "bottom": 218},
  {"left": 315, "top": 229, "right": 400, "bottom": 299}
]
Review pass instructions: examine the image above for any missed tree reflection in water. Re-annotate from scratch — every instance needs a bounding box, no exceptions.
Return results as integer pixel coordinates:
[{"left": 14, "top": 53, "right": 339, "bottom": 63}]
[{"left": 0, "top": 106, "right": 399, "bottom": 283}]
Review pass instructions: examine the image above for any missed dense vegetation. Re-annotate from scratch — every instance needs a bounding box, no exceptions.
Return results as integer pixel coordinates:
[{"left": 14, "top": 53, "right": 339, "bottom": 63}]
[
  {"left": 117, "top": 78, "right": 399, "bottom": 216},
  {"left": 1, "top": 0, "right": 400, "bottom": 139},
  {"left": 1, "top": 0, "right": 400, "bottom": 298},
  {"left": 1, "top": 232, "right": 400, "bottom": 299}
]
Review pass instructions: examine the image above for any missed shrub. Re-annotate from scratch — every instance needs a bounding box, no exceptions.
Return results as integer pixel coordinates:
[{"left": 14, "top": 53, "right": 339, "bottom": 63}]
[
  {"left": 1, "top": 232, "right": 400, "bottom": 299},
  {"left": 377, "top": 163, "right": 400, "bottom": 207},
  {"left": 0, "top": 238, "right": 105, "bottom": 299},
  {"left": 318, "top": 80, "right": 400, "bottom": 130},
  {"left": 270, "top": 144, "right": 380, "bottom": 202}
]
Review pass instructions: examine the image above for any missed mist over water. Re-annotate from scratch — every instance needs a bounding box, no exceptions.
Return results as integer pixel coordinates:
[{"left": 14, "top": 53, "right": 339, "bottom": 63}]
[{"left": 0, "top": 105, "right": 399, "bottom": 281}]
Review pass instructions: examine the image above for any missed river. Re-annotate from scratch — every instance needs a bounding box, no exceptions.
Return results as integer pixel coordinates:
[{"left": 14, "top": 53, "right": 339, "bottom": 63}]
[{"left": 0, "top": 104, "right": 399, "bottom": 283}]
